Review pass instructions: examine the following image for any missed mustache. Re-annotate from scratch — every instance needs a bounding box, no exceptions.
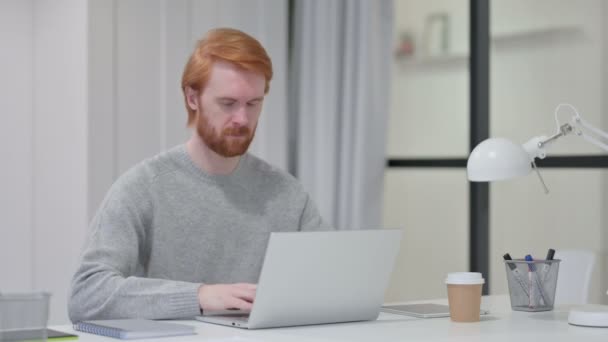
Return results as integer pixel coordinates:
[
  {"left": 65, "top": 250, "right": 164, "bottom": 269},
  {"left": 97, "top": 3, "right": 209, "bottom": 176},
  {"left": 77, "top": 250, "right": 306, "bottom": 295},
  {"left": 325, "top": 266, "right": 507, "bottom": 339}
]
[{"left": 223, "top": 125, "right": 250, "bottom": 136}]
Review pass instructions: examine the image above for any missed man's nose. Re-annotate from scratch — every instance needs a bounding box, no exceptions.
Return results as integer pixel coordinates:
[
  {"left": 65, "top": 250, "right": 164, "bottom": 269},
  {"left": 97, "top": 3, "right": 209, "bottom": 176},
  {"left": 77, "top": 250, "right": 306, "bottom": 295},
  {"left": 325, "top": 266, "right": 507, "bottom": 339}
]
[{"left": 231, "top": 106, "right": 249, "bottom": 126}]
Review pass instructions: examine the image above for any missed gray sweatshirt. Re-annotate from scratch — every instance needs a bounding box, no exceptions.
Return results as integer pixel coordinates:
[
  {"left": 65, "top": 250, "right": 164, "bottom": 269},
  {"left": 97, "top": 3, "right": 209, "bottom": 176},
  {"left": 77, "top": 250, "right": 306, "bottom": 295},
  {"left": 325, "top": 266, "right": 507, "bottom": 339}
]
[{"left": 68, "top": 145, "right": 329, "bottom": 322}]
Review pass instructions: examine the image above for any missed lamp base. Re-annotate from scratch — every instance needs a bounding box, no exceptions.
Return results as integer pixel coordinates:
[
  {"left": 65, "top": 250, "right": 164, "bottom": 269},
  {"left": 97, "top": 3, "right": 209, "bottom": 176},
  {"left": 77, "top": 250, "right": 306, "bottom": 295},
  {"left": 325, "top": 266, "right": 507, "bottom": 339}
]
[{"left": 568, "top": 305, "right": 608, "bottom": 327}]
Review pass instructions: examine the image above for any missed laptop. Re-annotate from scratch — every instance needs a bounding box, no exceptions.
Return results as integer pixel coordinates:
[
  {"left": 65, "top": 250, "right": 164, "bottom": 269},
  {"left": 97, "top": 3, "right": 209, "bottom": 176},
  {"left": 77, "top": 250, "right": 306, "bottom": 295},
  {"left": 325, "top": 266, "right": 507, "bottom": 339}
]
[{"left": 196, "top": 229, "right": 401, "bottom": 329}]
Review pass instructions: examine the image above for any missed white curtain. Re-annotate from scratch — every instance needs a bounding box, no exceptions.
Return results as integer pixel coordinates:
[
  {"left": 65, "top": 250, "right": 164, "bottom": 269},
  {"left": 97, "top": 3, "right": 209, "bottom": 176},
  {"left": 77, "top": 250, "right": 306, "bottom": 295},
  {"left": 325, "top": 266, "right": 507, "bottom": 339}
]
[{"left": 291, "top": 0, "right": 394, "bottom": 229}]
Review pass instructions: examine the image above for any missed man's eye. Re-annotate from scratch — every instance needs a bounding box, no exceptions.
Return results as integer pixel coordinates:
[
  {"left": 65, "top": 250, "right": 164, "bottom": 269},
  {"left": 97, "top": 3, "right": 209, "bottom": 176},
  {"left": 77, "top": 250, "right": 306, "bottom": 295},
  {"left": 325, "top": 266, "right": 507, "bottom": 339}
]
[
  {"left": 247, "top": 101, "right": 260, "bottom": 107},
  {"left": 221, "top": 101, "right": 235, "bottom": 107}
]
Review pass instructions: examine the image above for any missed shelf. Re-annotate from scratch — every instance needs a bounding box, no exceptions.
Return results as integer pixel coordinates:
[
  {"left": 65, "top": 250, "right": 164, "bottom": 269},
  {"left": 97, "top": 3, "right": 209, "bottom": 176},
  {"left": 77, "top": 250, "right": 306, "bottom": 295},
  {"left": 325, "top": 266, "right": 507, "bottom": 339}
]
[
  {"left": 395, "top": 53, "right": 468, "bottom": 68},
  {"left": 394, "top": 25, "right": 583, "bottom": 69},
  {"left": 492, "top": 25, "right": 583, "bottom": 43}
]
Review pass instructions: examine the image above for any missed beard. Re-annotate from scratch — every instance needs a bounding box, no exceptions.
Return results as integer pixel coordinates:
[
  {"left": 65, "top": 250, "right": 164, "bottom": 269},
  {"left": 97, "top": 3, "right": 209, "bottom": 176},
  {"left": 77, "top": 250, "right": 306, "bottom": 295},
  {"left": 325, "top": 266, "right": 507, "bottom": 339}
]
[{"left": 196, "top": 110, "right": 256, "bottom": 157}]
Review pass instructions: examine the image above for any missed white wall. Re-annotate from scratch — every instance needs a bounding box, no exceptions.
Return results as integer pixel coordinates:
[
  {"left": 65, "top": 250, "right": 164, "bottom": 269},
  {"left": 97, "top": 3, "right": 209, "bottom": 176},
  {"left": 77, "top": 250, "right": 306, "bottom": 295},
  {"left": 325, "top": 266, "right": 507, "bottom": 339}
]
[
  {"left": 384, "top": 0, "right": 470, "bottom": 302},
  {"left": 387, "top": 0, "right": 470, "bottom": 158},
  {"left": 1, "top": 0, "right": 288, "bottom": 325},
  {"left": 602, "top": 1, "right": 608, "bottom": 301},
  {"left": 383, "top": 170, "right": 469, "bottom": 302},
  {"left": 491, "top": 0, "right": 604, "bottom": 155},
  {"left": 1, "top": 0, "right": 34, "bottom": 294},
  {"left": 386, "top": 0, "right": 608, "bottom": 303},
  {"left": 489, "top": 0, "right": 608, "bottom": 304},
  {"left": 0, "top": 0, "right": 88, "bottom": 324}
]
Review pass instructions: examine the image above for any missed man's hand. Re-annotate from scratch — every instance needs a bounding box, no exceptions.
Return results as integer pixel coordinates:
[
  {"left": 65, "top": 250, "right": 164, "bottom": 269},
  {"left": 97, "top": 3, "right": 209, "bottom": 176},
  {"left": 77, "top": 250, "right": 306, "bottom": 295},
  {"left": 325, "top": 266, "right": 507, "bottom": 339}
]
[{"left": 198, "top": 283, "right": 257, "bottom": 312}]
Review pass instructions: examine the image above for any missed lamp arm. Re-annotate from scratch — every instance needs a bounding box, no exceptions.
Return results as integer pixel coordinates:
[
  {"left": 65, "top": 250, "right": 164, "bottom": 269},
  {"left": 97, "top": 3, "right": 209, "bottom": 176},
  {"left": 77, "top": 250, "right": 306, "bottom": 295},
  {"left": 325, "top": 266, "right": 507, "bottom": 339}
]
[
  {"left": 573, "top": 116, "right": 608, "bottom": 152},
  {"left": 526, "top": 114, "right": 608, "bottom": 160},
  {"left": 523, "top": 123, "right": 575, "bottom": 160},
  {"left": 520, "top": 111, "right": 607, "bottom": 196}
]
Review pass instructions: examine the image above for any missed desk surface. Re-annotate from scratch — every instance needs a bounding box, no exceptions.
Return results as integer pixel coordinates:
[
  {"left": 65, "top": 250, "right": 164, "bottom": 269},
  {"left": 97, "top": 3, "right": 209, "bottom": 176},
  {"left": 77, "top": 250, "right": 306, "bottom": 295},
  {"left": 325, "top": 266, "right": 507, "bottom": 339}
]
[{"left": 52, "top": 295, "right": 608, "bottom": 341}]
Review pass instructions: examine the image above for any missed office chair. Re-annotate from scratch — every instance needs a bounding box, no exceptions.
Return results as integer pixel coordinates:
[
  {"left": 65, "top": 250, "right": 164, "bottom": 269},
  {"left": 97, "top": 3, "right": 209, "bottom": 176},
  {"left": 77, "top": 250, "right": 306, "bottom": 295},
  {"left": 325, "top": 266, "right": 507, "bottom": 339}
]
[{"left": 554, "top": 249, "right": 596, "bottom": 305}]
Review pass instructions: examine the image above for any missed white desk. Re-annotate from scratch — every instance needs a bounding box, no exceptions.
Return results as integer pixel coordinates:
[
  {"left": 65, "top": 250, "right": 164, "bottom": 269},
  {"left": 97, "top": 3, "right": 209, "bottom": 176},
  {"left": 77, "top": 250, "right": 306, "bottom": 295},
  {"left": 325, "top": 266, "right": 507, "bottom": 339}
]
[{"left": 52, "top": 295, "right": 608, "bottom": 341}]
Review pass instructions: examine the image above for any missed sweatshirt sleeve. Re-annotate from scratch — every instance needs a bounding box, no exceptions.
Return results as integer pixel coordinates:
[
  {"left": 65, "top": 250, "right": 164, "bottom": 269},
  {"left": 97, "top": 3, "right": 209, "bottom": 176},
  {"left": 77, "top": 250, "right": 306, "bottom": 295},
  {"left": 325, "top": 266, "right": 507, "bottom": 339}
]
[
  {"left": 298, "top": 193, "right": 335, "bottom": 231},
  {"left": 68, "top": 176, "right": 201, "bottom": 322}
]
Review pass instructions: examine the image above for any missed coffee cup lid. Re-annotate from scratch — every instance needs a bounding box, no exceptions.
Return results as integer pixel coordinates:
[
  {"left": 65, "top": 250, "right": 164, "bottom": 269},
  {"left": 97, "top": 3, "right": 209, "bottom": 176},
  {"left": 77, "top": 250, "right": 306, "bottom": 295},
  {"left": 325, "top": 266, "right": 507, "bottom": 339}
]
[{"left": 445, "top": 272, "right": 485, "bottom": 285}]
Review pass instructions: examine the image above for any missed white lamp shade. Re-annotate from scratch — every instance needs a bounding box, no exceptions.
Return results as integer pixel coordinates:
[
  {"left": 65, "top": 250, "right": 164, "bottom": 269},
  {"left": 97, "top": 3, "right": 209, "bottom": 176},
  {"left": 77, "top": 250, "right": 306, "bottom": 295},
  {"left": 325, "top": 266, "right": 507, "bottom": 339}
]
[{"left": 467, "top": 138, "right": 532, "bottom": 181}]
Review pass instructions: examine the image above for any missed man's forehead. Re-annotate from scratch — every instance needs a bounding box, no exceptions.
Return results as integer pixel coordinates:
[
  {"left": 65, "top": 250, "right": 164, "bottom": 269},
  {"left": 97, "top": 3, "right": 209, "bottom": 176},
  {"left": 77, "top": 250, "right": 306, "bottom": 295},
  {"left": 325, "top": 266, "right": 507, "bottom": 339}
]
[{"left": 205, "top": 62, "right": 265, "bottom": 97}]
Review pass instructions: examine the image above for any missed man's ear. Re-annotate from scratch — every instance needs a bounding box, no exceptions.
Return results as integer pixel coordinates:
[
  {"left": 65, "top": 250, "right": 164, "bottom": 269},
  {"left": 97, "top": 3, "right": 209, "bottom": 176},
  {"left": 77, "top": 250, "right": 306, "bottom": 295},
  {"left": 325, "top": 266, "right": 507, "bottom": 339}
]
[{"left": 185, "top": 86, "right": 199, "bottom": 111}]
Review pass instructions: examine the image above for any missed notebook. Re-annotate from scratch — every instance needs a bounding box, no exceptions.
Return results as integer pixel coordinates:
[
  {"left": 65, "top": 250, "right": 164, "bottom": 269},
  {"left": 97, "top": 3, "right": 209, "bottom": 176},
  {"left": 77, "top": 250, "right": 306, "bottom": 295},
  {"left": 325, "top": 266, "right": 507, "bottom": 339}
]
[
  {"left": 381, "top": 303, "right": 490, "bottom": 318},
  {"left": 73, "top": 319, "right": 195, "bottom": 339},
  {"left": 197, "top": 229, "right": 402, "bottom": 329},
  {"left": 382, "top": 303, "right": 453, "bottom": 318}
]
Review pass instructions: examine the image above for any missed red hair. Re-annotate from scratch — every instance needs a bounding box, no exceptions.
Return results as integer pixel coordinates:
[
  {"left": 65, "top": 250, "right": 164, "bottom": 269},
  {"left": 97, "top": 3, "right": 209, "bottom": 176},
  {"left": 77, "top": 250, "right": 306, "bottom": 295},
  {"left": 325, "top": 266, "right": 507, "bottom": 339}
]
[{"left": 181, "top": 28, "right": 273, "bottom": 126}]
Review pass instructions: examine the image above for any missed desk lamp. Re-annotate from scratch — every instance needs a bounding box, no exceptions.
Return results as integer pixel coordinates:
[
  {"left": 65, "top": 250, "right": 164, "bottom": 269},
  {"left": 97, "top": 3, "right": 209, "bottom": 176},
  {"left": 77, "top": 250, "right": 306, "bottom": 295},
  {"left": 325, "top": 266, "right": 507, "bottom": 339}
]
[{"left": 466, "top": 104, "right": 608, "bottom": 327}]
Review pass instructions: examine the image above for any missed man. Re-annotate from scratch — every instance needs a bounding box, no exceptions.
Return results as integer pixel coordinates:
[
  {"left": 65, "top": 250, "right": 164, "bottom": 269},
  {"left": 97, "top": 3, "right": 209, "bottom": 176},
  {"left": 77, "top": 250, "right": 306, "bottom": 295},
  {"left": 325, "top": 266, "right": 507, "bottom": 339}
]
[{"left": 68, "top": 28, "right": 329, "bottom": 322}]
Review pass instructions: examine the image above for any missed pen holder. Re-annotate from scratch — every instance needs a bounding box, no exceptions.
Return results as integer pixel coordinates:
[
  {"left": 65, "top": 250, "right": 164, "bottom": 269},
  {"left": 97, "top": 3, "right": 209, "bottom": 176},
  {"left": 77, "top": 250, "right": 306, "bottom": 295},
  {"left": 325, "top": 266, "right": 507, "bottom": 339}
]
[
  {"left": 504, "top": 259, "right": 560, "bottom": 312},
  {"left": 0, "top": 292, "right": 50, "bottom": 341}
]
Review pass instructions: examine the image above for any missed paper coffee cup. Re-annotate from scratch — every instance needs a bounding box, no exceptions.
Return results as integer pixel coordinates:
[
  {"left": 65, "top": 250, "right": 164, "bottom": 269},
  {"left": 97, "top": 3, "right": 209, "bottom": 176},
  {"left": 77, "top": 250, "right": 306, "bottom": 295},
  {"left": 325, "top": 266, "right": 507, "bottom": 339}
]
[{"left": 445, "top": 272, "right": 485, "bottom": 322}]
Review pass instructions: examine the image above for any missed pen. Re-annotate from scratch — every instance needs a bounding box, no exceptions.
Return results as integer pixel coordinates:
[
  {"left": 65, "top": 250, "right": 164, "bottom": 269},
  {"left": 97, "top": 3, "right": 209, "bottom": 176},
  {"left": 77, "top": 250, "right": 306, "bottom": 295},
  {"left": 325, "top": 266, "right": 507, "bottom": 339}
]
[
  {"left": 525, "top": 254, "right": 549, "bottom": 307},
  {"left": 503, "top": 253, "right": 530, "bottom": 297},
  {"left": 539, "top": 249, "right": 555, "bottom": 306},
  {"left": 541, "top": 249, "right": 555, "bottom": 281},
  {"left": 524, "top": 254, "right": 536, "bottom": 307}
]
